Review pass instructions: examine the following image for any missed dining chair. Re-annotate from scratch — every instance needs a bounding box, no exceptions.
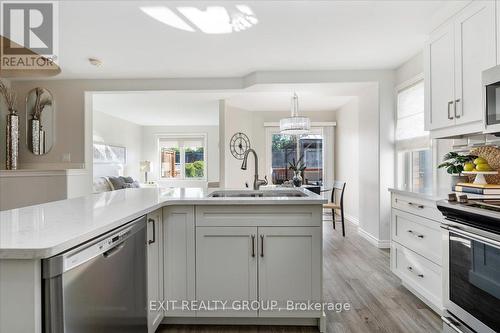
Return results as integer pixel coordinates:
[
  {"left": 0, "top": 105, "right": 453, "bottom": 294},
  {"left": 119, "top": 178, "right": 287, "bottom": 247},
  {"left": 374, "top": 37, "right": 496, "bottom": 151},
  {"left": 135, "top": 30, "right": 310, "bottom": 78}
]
[{"left": 323, "top": 181, "right": 346, "bottom": 237}]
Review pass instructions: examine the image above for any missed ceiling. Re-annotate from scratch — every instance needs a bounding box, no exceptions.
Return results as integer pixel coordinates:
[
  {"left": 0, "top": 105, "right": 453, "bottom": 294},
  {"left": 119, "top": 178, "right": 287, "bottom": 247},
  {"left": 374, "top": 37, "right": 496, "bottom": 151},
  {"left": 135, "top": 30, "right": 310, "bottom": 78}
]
[
  {"left": 92, "top": 82, "right": 369, "bottom": 126},
  {"left": 55, "top": 0, "right": 465, "bottom": 79},
  {"left": 93, "top": 92, "right": 221, "bottom": 126}
]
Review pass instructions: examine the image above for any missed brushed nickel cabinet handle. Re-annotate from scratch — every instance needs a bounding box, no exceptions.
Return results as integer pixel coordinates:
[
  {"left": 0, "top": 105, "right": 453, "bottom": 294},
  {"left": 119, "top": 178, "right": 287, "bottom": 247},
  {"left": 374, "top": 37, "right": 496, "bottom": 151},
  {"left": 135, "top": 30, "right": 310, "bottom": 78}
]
[
  {"left": 454, "top": 99, "right": 460, "bottom": 118},
  {"left": 407, "top": 202, "right": 424, "bottom": 209},
  {"left": 448, "top": 100, "right": 454, "bottom": 120},
  {"left": 407, "top": 266, "right": 424, "bottom": 278},
  {"left": 260, "top": 235, "right": 264, "bottom": 257},
  {"left": 148, "top": 218, "right": 155, "bottom": 245},
  {"left": 251, "top": 235, "right": 256, "bottom": 257},
  {"left": 407, "top": 230, "right": 425, "bottom": 239}
]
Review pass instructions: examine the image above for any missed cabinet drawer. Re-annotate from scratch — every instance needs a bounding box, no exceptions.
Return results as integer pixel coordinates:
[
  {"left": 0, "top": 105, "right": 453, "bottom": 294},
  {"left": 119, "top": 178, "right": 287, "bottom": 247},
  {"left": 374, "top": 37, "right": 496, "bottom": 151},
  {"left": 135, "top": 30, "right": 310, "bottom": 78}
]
[
  {"left": 391, "top": 209, "right": 442, "bottom": 265},
  {"left": 392, "top": 243, "right": 442, "bottom": 311},
  {"left": 392, "top": 194, "right": 443, "bottom": 222},
  {"left": 195, "top": 205, "right": 322, "bottom": 227}
]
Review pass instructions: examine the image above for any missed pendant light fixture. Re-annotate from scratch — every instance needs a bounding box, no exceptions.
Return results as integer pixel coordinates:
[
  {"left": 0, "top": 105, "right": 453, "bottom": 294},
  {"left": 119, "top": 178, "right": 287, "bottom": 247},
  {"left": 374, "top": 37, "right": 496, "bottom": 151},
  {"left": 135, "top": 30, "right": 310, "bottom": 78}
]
[{"left": 280, "top": 92, "right": 311, "bottom": 135}]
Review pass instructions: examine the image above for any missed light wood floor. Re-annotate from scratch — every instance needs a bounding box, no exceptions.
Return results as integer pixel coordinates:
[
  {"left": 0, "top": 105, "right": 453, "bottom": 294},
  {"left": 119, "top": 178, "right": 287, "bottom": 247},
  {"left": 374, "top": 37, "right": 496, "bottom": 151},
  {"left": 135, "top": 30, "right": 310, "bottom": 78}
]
[{"left": 158, "top": 219, "right": 442, "bottom": 333}]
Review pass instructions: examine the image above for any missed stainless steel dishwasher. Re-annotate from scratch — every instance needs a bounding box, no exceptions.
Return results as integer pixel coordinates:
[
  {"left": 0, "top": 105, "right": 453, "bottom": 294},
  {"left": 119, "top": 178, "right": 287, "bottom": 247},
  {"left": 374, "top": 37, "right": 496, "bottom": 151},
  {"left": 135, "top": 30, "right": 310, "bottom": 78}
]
[{"left": 42, "top": 216, "right": 147, "bottom": 333}]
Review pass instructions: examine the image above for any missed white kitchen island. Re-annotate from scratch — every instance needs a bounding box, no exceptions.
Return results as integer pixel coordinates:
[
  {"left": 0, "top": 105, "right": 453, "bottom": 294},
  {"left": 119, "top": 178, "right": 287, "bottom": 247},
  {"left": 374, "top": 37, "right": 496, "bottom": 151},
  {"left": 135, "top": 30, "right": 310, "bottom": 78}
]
[{"left": 0, "top": 187, "right": 326, "bottom": 333}]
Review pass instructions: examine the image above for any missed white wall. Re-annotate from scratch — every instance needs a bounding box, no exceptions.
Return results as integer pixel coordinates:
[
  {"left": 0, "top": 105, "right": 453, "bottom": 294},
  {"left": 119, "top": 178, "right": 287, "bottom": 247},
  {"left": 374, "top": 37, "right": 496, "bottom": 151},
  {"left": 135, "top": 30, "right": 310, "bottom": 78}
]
[
  {"left": 93, "top": 110, "right": 142, "bottom": 180},
  {"left": 223, "top": 105, "right": 255, "bottom": 188},
  {"left": 331, "top": 80, "right": 394, "bottom": 247},
  {"left": 396, "top": 52, "right": 423, "bottom": 86},
  {"left": 358, "top": 84, "right": 386, "bottom": 242},
  {"left": 334, "top": 99, "right": 360, "bottom": 223},
  {"left": 141, "top": 125, "right": 219, "bottom": 187}
]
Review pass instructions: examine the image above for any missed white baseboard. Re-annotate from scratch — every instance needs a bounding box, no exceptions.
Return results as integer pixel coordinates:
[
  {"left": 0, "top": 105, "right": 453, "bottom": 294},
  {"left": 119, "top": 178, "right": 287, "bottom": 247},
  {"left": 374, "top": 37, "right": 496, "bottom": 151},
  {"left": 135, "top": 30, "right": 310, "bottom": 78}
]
[
  {"left": 357, "top": 227, "right": 390, "bottom": 249},
  {"left": 322, "top": 210, "right": 359, "bottom": 226},
  {"left": 344, "top": 214, "right": 359, "bottom": 225}
]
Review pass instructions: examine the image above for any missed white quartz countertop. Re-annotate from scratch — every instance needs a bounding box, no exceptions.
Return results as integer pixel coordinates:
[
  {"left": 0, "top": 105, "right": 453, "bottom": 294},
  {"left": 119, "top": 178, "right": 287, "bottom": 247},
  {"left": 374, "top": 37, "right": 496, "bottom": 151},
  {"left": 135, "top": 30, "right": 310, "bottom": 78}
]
[
  {"left": 0, "top": 187, "right": 325, "bottom": 259},
  {"left": 388, "top": 187, "right": 500, "bottom": 202}
]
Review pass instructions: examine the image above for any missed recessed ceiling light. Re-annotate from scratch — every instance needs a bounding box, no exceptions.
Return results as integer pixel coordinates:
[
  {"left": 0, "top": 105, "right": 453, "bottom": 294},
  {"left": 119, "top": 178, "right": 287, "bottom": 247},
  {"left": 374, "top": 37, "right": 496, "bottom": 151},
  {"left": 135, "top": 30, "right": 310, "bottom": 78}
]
[
  {"left": 140, "top": 5, "right": 258, "bottom": 34},
  {"left": 88, "top": 58, "right": 102, "bottom": 66}
]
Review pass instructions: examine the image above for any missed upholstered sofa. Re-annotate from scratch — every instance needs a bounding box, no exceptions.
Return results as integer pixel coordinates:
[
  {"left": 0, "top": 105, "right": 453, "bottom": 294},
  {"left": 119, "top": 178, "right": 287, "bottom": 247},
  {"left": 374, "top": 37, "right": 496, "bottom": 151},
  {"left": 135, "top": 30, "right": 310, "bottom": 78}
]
[{"left": 93, "top": 176, "right": 140, "bottom": 193}]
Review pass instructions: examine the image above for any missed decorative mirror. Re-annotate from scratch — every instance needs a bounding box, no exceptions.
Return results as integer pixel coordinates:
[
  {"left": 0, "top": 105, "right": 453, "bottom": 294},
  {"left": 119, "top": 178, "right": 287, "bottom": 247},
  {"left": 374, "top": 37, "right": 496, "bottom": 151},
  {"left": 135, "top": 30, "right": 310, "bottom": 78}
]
[{"left": 26, "top": 88, "right": 54, "bottom": 155}]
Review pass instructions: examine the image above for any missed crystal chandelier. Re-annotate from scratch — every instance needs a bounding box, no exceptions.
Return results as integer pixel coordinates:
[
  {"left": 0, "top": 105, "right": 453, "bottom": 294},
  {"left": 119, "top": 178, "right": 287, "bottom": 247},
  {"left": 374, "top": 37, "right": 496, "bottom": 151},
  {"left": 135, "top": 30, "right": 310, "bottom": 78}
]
[{"left": 280, "top": 93, "right": 311, "bottom": 135}]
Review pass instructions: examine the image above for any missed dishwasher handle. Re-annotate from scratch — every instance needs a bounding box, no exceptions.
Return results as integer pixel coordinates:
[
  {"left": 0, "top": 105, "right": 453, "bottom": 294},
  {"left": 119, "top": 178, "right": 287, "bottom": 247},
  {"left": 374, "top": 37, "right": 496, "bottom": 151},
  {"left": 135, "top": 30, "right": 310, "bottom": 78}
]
[{"left": 103, "top": 242, "right": 125, "bottom": 258}]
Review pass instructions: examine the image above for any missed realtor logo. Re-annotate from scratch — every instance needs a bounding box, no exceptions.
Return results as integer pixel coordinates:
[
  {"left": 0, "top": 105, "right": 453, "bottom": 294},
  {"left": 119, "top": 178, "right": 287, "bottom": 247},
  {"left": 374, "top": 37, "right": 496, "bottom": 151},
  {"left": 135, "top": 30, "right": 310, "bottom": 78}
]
[{"left": 0, "top": 1, "right": 59, "bottom": 71}]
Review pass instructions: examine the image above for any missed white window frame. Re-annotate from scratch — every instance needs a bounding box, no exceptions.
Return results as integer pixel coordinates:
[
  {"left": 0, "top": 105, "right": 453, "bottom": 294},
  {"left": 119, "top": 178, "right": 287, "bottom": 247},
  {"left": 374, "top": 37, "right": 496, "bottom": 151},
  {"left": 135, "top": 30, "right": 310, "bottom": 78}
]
[
  {"left": 397, "top": 147, "right": 433, "bottom": 191},
  {"left": 157, "top": 133, "right": 208, "bottom": 181},
  {"left": 265, "top": 126, "right": 325, "bottom": 185},
  {"left": 394, "top": 74, "right": 435, "bottom": 191}
]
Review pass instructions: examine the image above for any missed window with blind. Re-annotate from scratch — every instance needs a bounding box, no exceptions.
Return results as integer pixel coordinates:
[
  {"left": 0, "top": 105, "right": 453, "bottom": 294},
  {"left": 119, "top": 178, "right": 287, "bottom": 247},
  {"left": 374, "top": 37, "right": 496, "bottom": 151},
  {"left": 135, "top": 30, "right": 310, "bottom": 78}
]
[
  {"left": 396, "top": 80, "right": 432, "bottom": 192},
  {"left": 158, "top": 136, "right": 206, "bottom": 180}
]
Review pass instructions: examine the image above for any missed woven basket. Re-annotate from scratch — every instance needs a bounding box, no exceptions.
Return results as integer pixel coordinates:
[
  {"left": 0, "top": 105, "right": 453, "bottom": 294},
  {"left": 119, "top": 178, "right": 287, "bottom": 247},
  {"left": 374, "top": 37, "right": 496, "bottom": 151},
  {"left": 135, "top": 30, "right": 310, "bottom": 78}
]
[{"left": 469, "top": 146, "right": 500, "bottom": 184}]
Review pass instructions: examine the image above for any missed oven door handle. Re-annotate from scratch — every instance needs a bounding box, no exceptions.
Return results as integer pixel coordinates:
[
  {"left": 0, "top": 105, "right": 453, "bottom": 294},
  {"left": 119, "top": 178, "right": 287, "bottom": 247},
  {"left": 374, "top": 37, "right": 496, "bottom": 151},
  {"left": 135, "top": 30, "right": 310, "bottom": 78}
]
[
  {"left": 447, "top": 225, "right": 500, "bottom": 250},
  {"left": 441, "top": 316, "right": 466, "bottom": 333}
]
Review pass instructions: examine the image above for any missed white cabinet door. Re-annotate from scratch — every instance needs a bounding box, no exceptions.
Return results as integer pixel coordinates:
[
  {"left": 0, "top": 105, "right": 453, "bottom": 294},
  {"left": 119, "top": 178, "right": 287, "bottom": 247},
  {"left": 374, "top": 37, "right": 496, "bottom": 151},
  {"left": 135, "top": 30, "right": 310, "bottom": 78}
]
[
  {"left": 196, "top": 226, "right": 258, "bottom": 317},
  {"left": 258, "top": 227, "right": 322, "bottom": 317},
  {"left": 497, "top": 0, "right": 500, "bottom": 64},
  {"left": 454, "top": 1, "right": 496, "bottom": 125},
  {"left": 163, "top": 206, "right": 195, "bottom": 317},
  {"left": 425, "top": 22, "right": 456, "bottom": 130},
  {"left": 147, "top": 209, "right": 163, "bottom": 333}
]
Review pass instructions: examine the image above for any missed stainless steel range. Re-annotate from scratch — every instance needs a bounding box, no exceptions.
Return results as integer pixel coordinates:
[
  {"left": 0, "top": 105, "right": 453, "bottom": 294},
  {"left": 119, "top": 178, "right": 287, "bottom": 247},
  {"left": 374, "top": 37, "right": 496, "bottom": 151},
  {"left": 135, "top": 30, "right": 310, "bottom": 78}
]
[{"left": 438, "top": 196, "right": 500, "bottom": 333}]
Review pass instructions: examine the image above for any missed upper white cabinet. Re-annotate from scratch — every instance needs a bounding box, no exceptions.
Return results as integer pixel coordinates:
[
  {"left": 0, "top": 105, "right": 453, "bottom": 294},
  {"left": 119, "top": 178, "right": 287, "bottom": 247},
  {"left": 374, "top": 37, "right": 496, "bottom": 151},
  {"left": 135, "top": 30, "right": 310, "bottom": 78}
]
[
  {"left": 425, "top": 1, "right": 496, "bottom": 136},
  {"left": 147, "top": 209, "right": 164, "bottom": 333},
  {"left": 425, "top": 23, "right": 455, "bottom": 130},
  {"left": 455, "top": 1, "right": 496, "bottom": 125}
]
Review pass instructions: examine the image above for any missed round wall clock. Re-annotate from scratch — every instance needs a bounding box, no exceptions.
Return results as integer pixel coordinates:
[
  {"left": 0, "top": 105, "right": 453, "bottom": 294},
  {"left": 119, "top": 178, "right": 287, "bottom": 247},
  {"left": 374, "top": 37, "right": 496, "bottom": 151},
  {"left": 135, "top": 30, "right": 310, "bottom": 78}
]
[{"left": 230, "top": 132, "right": 251, "bottom": 160}]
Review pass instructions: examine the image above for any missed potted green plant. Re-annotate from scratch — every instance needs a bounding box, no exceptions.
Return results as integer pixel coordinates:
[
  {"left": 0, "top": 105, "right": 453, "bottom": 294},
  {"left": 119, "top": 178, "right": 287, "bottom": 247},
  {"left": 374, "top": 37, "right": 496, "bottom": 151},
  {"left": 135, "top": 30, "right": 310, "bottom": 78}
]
[
  {"left": 438, "top": 152, "right": 477, "bottom": 187},
  {"left": 289, "top": 156, "right": 306, "bottom": 187}
]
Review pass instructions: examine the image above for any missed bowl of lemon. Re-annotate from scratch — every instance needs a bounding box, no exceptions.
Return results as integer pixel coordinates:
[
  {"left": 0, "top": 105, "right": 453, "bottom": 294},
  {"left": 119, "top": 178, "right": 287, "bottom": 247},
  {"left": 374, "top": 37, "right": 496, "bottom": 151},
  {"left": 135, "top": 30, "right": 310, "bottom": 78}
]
[{"left": 463, "top": 157, "right": 498, "bottom": 184}]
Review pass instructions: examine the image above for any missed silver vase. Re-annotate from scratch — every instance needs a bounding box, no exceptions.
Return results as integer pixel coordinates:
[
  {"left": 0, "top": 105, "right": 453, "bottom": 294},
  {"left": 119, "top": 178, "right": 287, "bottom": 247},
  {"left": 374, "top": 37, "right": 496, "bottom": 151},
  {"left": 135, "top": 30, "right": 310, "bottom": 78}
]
[
  {"left": 39, "top": 128, "right": 45, "bottom": 154},
  {"left": 6, "top": 113, "right": 19, "bottom": 170},
  {"left": 31, "top": 119, "right": 40, "bottom": 155}
]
